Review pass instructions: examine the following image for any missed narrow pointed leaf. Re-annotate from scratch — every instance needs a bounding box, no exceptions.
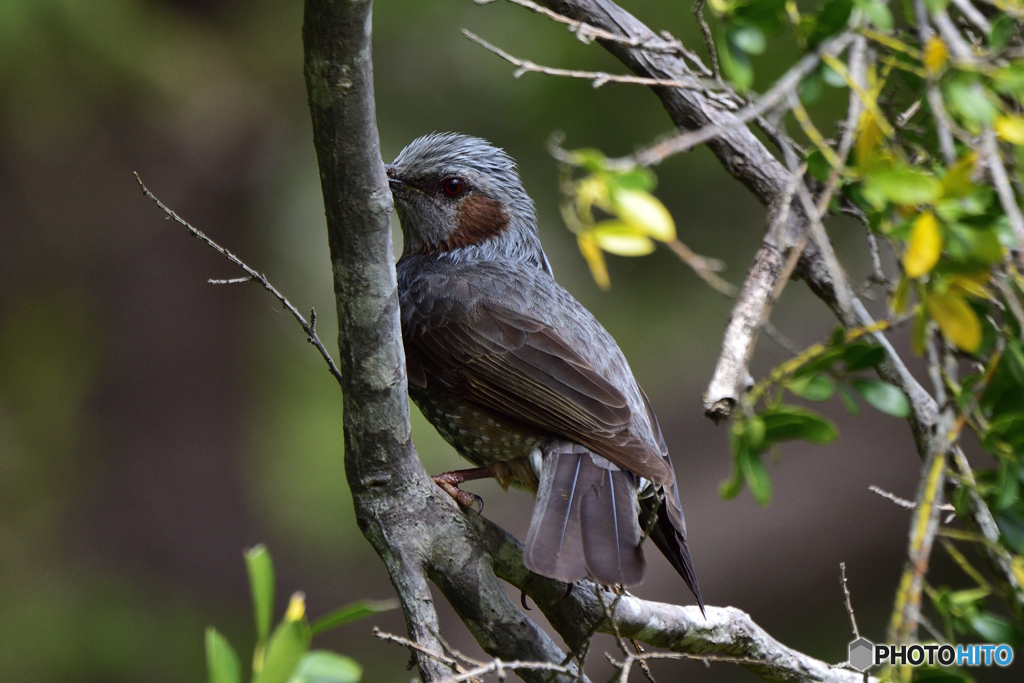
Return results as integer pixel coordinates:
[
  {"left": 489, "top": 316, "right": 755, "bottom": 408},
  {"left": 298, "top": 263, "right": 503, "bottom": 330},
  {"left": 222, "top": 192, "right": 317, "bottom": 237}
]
[
  {"left": 206, "top": 628, "right": 241, "bottom": 683},
  {"left": 311, "top": 600, "right": 398, "bottom": 636},
  {"left": 254, "top": 618, "right": 312, "bottom": 683},
  {"left": 245, "top": 545, "right": 275, "bottom": 645}
]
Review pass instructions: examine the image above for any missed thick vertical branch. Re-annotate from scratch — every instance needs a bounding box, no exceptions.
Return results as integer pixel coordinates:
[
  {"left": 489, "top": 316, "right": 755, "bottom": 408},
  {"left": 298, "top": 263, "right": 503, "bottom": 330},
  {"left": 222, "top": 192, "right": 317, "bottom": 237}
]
[{"left": 301, "top": 2, "right": 452, "bottom": 680}]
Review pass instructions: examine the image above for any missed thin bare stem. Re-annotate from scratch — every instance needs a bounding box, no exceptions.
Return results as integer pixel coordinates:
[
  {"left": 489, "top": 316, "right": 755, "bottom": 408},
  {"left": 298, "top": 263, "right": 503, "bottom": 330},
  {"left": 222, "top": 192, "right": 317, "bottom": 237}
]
[
  {"left": 840, "top": 563, "right": 861, "bottom": 639},
  {"left": 607, "top": 31, "right": 857, "bottom": 169},
  {"left": 463, "top": 30, "right": 711, "bottom": 90},
  {"left": 134, "top": 173, "right": 344, "bottom": 388}
]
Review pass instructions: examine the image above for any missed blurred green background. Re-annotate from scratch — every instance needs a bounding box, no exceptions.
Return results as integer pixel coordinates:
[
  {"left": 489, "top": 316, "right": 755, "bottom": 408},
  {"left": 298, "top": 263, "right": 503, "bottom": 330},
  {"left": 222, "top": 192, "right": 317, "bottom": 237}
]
[{"left": 0, "top": 0, "right": 992, "bottom": 681}]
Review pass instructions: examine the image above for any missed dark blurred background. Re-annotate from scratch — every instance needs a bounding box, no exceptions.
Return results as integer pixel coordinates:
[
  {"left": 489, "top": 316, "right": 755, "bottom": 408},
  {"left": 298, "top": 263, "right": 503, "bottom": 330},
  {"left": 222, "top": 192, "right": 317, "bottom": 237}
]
[{"left": 0, "top": 0, "right": 1003, "bottom": 681}]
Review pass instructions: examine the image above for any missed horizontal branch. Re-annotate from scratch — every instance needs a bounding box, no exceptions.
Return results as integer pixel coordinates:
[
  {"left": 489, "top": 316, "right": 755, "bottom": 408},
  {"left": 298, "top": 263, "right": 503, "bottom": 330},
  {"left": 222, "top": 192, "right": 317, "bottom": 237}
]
[{"left": 470, "top": 511, "right": 872, "bottom": 683}]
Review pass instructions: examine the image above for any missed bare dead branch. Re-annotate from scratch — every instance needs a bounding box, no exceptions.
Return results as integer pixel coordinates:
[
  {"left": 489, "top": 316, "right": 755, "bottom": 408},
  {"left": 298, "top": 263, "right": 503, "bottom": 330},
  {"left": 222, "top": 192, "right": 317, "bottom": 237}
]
[
  {"left": 607, "top": 31, "right": 857, "bottom": 169},
  {"left": 839, "top": 563, "right": 860, "bottom": 639},
  {"left": 462, "top": 29, "right": 713, "bottom": 91},
  {"left": 134, "top": 173, "right": 344, "bottom": 389}
]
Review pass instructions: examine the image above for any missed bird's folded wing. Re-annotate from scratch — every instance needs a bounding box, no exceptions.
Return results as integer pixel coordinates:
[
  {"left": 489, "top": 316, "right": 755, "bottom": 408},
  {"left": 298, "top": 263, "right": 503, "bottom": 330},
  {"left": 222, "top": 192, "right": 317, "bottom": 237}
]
[{"left": 405, "top": 298, "right": 672, "bottom": 485}]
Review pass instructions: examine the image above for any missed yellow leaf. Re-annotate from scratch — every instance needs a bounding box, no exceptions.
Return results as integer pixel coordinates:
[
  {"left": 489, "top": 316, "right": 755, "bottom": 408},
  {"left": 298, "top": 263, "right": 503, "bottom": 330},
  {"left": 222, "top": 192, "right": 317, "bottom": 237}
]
[
  {"left": 578, "top": 233, "right": 610, "bottom": 290},
  {"left": 949, "top": 272, "right": 992, "bottom": 300},
  {"left": 855, "top": 110, "right": 888, "bottom": 173},
  {"left": 926, "top": 288, "right": 982, "bottom": 352},
  {"left": 589, "top": 221, "right": 657, "bottom": 256},
  {"left": 1012, "top": 556, "right": 1024, "bottom": 589},
  {"left": 903, "top": 211, "right": 943, "bottom": 278},
  {"left": 923, "top": 36, "right": 948, "bottom": 77},
  {"left": 575, "top": 176, "right": 609, "bottom": 220},
  {"left": 995, "top": 115, "right": 1024, "bottom": 145},
  {"left": 610, "top": 189, "right": 676, "bottom": 241}
]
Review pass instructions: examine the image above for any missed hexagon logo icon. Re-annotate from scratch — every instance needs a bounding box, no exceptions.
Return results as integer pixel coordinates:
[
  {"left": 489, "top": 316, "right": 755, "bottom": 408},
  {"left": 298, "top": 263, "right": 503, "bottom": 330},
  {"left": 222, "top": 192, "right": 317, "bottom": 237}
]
[{"left": 849, "top": 637, "right": 875, "bottom": 672}]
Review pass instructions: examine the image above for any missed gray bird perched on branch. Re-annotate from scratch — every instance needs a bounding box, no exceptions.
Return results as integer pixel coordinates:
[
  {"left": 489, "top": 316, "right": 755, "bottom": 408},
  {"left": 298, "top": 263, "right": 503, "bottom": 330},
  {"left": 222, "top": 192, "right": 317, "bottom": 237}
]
[{"left": 388, "top": 133, "right": 703, "bottom": 612}]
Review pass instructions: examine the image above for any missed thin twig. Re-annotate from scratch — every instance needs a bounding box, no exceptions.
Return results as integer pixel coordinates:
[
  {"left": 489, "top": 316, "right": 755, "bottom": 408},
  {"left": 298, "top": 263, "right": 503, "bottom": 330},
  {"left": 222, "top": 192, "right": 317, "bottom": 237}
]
[
  {"left": 693, "top": 0, "right": 721, "bottom": 81},
  {"left": 373, "top": 628, "right": 465, "bottom": 671},
  {"left": 463, "top": 30, "right": 711, "bottom": 91},
  {"left": 605, "top": 31, "right": 857, "bottom": 169},
  {"left": 982, "top": 127, "right": 1024, "bottom": 269},
  {"left": 840, "top": 563, "right": 860, "bottom": 639},
  {"left": 664, "top": 239, "right": 737, "bottom": 296},
  {"left": 134, "top": 173, "right": 345, "bottom": 388},
  {"left": 869, "top": 485, "right": 916, "bottom": 509}
]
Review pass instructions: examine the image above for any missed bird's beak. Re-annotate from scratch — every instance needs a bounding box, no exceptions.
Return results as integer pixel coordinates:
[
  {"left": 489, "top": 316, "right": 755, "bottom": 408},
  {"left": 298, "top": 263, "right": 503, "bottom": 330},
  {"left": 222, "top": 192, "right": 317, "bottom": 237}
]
[{"left": 385, "top": 166, "right": 406, "bottom": 193}]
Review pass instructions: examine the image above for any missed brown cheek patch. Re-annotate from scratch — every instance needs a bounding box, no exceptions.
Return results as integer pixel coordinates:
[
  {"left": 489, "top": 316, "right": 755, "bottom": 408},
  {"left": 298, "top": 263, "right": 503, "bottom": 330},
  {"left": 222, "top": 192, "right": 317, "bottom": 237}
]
[{"left": 451, "top": 194, "right": 509, "bottom": 248}]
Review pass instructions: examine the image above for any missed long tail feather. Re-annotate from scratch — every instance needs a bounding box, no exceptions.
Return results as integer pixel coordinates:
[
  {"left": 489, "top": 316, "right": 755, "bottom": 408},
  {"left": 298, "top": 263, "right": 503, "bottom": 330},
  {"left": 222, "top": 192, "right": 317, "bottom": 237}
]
[
  {"left": 580, "top": 467, "right": 645, "bottom": 586},
  {"left": 642, "top": 487, "right": 705, "bottom": 616},
  {"left": 526, "top": 441, "right": 646, "bottom": 587}
]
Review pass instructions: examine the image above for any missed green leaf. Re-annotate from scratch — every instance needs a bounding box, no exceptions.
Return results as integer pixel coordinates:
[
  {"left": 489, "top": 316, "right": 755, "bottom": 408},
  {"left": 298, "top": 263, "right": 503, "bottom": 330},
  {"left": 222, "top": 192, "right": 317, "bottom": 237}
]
[
  {"left": 206, "top": 628, "right": 242, "bottom": 683},
  {"left": 970, "top": 612, "right": 1020, "bottom": 645},
  {"left": 606, "top": 168, "right": 656, "bottom": 192},
  {"left": 730, "top": 25, "right": 766, "bottom": 55},
  {"left": 983, "top": 412, "right": 1024, "bottom": 451},
  {"left": 799, "top": 73, "right": 823, "bottom": 104},
  {"left": 288, "top": 651, "right": 362, "bottom": 683},
  {"left": 842, "top": 343, "right": 886, "bottom": 372},
  {"left": 945, "top": 80, "right": 998, "bottom": 127},
  {"left": 255, "top": 618, "right": 312, "bottom": 683},
  {"left": 912, "top": 666, "right": 974, "bottom": 683},
  {"left": 311, "top": 600, "right": 399, "bottom": 636},
  {"left": 991, "top": 14, "right": 1016, "bottom": 51},
  {"left": 785, "top": 373, "right": 835, "bottom": 401},
  {"left": 246, "top": 545, "right": 276, "bottom": 645},
  {"left": 857, "top": 0, "right": 893, "bottom": 30},
  {"left": 740, "top": 449, "right": 772, "bottom": 506},
  {"left": 806, "top": 149, "right": 832, "bottom": 182},
  {"left": 863, "top": 169, "right": 943, "bottom": 207},
  {"left": 762, "top": 406, "right": 839, "bottom": 445},
  {"left": 746, "top": 415, "right": 766, "bottom": 453},
  {"left": 850, "top": 379, "right": 911, "bottom": 418},
  {"left": 571, "top": 148, "right": 609, "bottom": 174},
  {"left": 718, "top": 27, "right": 754, "bottom": 90},
  {"left": 838, "top": 384, "right": 861, "bottom": 415},
  {"left": 946, "top": 224, "right": 1004, "bottom": 267},
  {"left": 820, "top": 63, "right": 846, "bottom": 88},
  {"left": 809, "top": 0, "right": 854, "bottom": 46}
]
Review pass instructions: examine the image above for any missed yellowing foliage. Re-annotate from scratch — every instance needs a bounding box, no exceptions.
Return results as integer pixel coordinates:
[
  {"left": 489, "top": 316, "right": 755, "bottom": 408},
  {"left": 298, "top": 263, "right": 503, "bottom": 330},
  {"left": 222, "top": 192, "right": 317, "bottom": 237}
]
[
  {"left": 926, "top": 289, "right": 982, "bottom": 353},
  {"left": 924, "top": 37, "right": 948, "bottom": 77},
  {"left": 903, "top": 211, "right": 943, "bottom": 278}
]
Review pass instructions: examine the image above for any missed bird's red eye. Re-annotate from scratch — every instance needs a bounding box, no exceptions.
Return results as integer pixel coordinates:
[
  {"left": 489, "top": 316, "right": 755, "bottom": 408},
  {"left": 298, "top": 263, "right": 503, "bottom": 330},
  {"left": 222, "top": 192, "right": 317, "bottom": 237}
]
[{"left": 442, "top": 177, "right": 464, "bottom": 197}]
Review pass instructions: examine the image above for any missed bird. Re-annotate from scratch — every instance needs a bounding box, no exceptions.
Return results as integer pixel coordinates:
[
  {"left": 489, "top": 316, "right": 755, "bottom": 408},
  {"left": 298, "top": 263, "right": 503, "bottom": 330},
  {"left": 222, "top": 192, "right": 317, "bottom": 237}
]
[{"left": 387, "top": 132, "right": 703, "bottom": 612}]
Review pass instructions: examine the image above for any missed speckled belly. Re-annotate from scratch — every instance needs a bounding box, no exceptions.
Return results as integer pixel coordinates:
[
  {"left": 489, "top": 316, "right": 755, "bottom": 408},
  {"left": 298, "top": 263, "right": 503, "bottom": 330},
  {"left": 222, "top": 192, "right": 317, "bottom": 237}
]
[{"left": 409, "top": 385, "right": 547, "bottom": 491}]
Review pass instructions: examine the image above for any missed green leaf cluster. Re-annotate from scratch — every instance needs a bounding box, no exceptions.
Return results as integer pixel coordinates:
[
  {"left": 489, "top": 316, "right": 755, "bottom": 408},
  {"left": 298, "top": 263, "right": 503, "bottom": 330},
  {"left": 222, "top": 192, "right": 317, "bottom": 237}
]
[{"left": 205, "top": 546, "right": 396, "bottom": 683}]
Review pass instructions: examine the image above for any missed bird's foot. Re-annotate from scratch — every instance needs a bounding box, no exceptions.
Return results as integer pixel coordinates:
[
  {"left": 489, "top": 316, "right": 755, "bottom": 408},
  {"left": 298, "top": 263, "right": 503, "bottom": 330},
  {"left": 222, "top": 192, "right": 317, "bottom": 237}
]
[{"left": 432, "top": 468, "right": 491, "bottom": 512}]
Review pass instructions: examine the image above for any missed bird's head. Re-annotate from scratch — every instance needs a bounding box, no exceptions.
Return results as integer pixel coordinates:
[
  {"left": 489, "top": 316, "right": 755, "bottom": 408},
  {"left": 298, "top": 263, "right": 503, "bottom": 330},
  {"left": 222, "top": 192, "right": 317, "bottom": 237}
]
[{"left": 387, "top": 133, "right": 549, "bottom": 271}]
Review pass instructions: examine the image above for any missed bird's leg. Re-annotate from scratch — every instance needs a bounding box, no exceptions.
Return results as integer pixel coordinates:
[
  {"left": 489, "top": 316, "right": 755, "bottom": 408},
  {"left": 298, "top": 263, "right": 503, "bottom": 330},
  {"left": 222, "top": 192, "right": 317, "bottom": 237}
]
[{"left": 432, "top": 466, "right": 494, "bottom": 511}]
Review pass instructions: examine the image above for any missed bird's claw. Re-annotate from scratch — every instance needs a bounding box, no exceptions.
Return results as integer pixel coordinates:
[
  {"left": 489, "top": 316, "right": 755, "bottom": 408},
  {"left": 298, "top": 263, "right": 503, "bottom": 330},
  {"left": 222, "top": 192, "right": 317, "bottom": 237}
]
[{"left": 432, "top": 474, "right": 484, "bottom": 513}]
